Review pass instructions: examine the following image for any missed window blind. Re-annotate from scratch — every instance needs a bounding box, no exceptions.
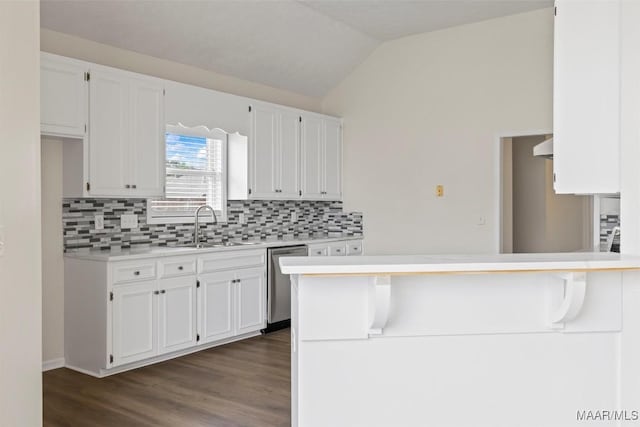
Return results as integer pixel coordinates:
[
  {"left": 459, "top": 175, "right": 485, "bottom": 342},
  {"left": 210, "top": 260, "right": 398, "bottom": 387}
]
[{"left": 149, "top": 130, "right": 226, "bottom": 221}]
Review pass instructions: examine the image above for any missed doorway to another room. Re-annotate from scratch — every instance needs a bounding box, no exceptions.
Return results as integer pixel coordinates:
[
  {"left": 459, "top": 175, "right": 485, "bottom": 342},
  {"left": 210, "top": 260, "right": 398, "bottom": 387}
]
[{"left": 500, "top": 134, "right": 593, "bottom": 254}]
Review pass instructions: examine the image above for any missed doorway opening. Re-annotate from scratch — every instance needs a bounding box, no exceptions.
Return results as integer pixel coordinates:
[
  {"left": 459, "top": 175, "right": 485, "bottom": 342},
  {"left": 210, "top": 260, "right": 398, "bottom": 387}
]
[{"left": 500, "top": 134, "right": 593, "bottom": 253}]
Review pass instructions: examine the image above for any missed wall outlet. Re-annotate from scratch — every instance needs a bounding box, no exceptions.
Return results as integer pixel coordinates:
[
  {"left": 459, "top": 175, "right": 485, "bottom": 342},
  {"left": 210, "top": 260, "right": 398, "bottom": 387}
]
[
  {"left": 291, "top": 211, "right": 297, "bottom": 222},
  {"left": 238, "top": 213, "right": 246, "bottom": 224},
  {"left": 94, "top": 214, "right": 104, "bottom": 231},
  {"left": 477, "top": 216, "right": 486, "bottom": 226},
  {"left": 120, "top": 214, "right": 138, "bottom": 229}
]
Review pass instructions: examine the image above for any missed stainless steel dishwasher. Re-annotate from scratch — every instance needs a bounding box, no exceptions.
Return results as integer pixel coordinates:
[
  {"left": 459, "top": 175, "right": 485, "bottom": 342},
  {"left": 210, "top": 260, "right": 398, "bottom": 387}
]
[{"left": 264, "top": 245, "right": 308, "bottom": 333}]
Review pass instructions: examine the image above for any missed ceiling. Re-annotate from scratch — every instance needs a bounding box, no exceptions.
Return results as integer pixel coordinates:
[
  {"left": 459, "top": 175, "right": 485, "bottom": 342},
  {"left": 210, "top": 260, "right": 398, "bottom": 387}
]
[{"left": 41, "top": 0, "right": 552, "bottom": 98}]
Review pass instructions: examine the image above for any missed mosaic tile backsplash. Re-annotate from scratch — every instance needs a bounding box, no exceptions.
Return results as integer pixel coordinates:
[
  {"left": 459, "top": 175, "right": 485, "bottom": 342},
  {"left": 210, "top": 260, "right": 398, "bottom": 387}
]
[
  {"left": 600, "top": 214, "right": 620, "bottom": 251},
  {"left": 63, "top": 199, "right": 363, "bottom": 251}
]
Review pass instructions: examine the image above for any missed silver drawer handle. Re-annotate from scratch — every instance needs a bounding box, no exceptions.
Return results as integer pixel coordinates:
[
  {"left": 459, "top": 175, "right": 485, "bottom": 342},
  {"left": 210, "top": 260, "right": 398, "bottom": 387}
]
[
  {"left": 178, "top": 266, "right": 184, "bottom": 270},
  {"left": 134, "top": 271, "right": 140, "bottom": 276}
]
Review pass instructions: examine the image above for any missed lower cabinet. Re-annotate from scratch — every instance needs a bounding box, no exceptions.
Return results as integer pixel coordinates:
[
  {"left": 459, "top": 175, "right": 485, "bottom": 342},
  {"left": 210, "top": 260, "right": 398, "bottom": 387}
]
[
  {"left": 198, "top": 267, "right": 266, "bottom": 343},
  {"left": 308, "top": 239, "right": 363, "bottom": 257},
  {"left": 199, "top": 270, "right": 235, "bottom": 343},
  {"left": 64, "top": 242, "right": 355, "bottom": 376},
  {"left": 158, "top": 276, "right": 197, "bottom": 355},
  {"left": 112, "top": 280, "right": 157, "bottom": 366},
  {"left": 111, "top": 275, "right": 197, "bottom": 367}
]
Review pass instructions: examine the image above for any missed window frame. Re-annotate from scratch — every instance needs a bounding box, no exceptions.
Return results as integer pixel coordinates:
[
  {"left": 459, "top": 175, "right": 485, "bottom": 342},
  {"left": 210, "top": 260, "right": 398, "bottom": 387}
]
[{"left": 147, "top": 124, "right": 228, "bottom": 225}]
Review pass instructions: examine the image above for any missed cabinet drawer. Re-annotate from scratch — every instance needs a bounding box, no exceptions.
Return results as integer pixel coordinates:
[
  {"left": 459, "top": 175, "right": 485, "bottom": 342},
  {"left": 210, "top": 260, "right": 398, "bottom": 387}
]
[
  {"left": 346, "top": 241, "right": 363, "bottom": 256},
  {"left": 328, "top": 242, "right": 347, "bottom": 256},
  {"left": 112, "top": 261, "right": 156, "bottom": 284},
  {"left": 198, "top": 249, "right": 266, "bottom": 274},
  {"left": 307, "top": 245, "right": 328, "bottom": 257},
  {"left": 159, "top": 256, "right": 197, "bottom": 278}
]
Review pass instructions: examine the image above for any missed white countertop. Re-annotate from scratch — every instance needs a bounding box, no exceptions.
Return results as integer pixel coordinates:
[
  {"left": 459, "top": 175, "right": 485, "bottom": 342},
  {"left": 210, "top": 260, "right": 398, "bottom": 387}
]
[
  {"left": 64, "top": 235, "right": 362, "bottom": 261},
  {"left": 279, "top": 252, "right": 640, "bottom": 275}
]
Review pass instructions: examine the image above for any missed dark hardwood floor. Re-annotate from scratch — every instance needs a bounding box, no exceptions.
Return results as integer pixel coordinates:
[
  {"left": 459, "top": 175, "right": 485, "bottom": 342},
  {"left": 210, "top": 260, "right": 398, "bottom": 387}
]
[{"left": 43, "top": 329, "right": 291, "bottom": 427}]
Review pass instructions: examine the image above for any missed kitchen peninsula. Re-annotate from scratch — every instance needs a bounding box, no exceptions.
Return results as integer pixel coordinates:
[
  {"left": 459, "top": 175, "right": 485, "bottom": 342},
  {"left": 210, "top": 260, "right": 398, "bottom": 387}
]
[{"left": 281, "top": 253, "right": 640, "bottom": 427}]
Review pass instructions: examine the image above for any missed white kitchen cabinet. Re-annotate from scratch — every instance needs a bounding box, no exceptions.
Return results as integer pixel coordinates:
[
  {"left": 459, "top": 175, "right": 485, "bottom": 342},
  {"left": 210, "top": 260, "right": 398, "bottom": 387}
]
[
  {"left": 236, "top": 267, "right": 266, "bottom": 335},
  {"left": 158, "top": 276, "right": 197, "bottom": 355},
  {"left": 301, "top": 115, "right": 324, "bottom": 199},
  {"left": 308, "top": 240, "right": 362, "bottom": 257},
  {"left": 198, "top": 253, "right": 267, "bottom": 341},
  {"left": 249, "top": 104, "right": 279, "bottom": 198},
  {"left": 112, "top": 280, "right": 157, "bottom": 367},
  {"left": 301, "top": 114, "right": 342, "bottom": 200},
  {"left": 198, "top": 271, "right": 235, "bottom": 343},
  {"left": 553, "top": 0, "right": 620, "bottom": 194},
  {"left": 242, "top": 103, "right": 301, "bottom": 199},
  {"left": 40, "top": 52, "right": 88, "bottom": 138},
  {"left": 88, "top": 64, "right": 165, "bottom": 197},
  {"left": 327, "top": 241, "right": 347, "bottom": 256}
]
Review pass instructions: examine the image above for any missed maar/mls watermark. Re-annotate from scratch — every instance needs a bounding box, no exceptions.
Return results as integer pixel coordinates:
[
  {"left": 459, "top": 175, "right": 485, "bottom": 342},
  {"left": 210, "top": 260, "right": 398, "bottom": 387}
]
[{"left": 577, "top": 410, "right": 640, "bottom": 422}]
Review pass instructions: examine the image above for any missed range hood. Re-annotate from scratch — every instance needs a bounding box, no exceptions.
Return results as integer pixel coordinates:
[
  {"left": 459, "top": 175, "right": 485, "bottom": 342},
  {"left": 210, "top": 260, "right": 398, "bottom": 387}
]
[{"left": 533, "top": 137, "right": 553, "bottom": 159}]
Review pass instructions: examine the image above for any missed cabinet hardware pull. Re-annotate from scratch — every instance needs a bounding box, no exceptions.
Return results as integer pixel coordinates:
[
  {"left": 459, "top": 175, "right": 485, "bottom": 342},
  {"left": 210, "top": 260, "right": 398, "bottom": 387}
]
[
  {"left": 316, "top": 251, "right": 322, "bottom": 255},
  {"left": 132, "top": 184, "right": 137, "bottom": 189},
  {"left": 134, "top": 271, "right": 140, "bottom": 276},
  {"left": 125, "top": 184, "right": 131, "bottom": 189},
  {"left": 154, "top": 290, "right": 159, "bottom": 295},
  {"left": 178, "top": 266, "right": 183, "bottom": 270},
  {"left": 160, "top": 290, "right": 166, "bottom": 294}
]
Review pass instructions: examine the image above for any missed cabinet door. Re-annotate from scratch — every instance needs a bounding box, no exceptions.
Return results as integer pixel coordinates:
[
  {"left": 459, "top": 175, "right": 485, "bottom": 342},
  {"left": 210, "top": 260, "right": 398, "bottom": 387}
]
[
  {"left": 279, "top": 110, "right": 301, "bottom": 199},
  {"left": 158, "top": 276, "right": 197, "bottom": 355},
  {"left": 88, "top": 66, "right": 130, "bottom": 196},
  {"left": 199, "top": 271, "right": 235, "bottom": 343},
  {"left": 250, "top": 105, "right": 278, "bottom": 198},
  {"left": 323, "top": 119, "right": 342, "bottom": 200},
  {"left": 301, "top": 116, "right": 324, "bottom": 199},
  {"left": 553, "top": 0, "right": 620, "bottom": 194},
  {"left": 236, "top": 267, "right": 266, "bottom": 335},
  {"left": 129, "top": 77, "right": 165, "bottom": 197},
  {"left": 112, "top": 281, "right": 157, "bottom": 366},
  {"left": 41, "top": 53, "right": 87, "bottom": 138}
]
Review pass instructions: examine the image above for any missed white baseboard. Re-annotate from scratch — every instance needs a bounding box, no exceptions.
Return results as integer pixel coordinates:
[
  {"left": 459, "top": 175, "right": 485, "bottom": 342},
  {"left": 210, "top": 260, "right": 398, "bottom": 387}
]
[{"left": 42, "top": 357, "right": 65, "bottom": 372}]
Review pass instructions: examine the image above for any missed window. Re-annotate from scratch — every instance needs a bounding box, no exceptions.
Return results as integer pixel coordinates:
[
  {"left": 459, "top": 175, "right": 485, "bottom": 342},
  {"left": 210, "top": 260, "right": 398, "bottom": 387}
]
[{"left": 147, "top": 125, "right": 227, "bottom": 224}]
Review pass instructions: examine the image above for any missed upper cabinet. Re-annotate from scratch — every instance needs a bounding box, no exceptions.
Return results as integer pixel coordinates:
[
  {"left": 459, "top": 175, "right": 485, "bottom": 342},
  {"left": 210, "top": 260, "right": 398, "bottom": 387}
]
[
  {"left": 88, "top": 64, "right": 165, "bottom": 198},
  {"left": 301, "top": 114, "right": 343, "bottom": 200},
  {"left": 228, "top": 103, "right": 342, "bottom": 201},
  {"left": 248, "top": 103, "right": 300, "bottom": 199},
  {"left": 41, "top": 53, "right": 88, "bottom": 138},
  {"left": 41, "top": 53, "right": 342, "bottom": 201},
  {"left": 553, "top": 0, "right": 620, "bottom": 194}
]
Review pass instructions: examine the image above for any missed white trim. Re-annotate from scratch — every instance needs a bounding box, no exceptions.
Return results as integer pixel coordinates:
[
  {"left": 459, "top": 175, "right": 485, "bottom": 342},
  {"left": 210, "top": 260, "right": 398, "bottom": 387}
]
[
  {"left": 494, "top": 129, "right": 553, "bottom": 254},
  {"left": 42, "top": 357, "right": 65, "bottom": 372}
]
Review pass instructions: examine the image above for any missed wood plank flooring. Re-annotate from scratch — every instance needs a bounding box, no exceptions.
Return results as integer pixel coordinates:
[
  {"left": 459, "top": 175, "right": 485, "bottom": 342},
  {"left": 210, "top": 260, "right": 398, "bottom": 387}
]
[{"left": 43, "top": 329, "right": 291, "bottom": 427}]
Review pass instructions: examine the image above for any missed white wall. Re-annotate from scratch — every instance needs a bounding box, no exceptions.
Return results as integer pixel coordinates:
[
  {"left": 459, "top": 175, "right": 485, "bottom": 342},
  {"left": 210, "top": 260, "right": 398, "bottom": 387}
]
[
  {"left": 0, "top": 1, "right": 42, "bottom": 426},
  {"left": 322, "top": 8, "right": 554, "bottom": 255},
  {"left": 41, "top": 139, "right": 64, "bottom": 365}
]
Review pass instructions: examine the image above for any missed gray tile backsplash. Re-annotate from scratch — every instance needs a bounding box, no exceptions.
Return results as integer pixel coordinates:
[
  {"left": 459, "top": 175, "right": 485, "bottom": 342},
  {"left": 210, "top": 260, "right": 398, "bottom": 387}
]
[
  {"left": 63, "top": 199, "right": 363, "bottom": 251},
  {"left": 600, "top": 214, "right": 620, "bottom": 251}
]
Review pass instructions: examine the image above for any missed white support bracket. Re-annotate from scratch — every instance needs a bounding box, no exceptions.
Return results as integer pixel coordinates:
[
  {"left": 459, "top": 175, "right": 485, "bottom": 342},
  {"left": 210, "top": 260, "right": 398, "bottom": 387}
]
[
  {"left": 369, "top": 275, "right": 391, "bottom": 336},
  {"left": 549, "top": 272, "right": 587, "bottom": 329}
]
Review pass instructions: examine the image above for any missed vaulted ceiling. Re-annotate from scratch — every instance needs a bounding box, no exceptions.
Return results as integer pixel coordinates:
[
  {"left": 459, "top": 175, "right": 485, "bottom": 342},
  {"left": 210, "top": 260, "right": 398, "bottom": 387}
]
[{"left": 41, "top": 0, "right": 552, "bottom": 97}]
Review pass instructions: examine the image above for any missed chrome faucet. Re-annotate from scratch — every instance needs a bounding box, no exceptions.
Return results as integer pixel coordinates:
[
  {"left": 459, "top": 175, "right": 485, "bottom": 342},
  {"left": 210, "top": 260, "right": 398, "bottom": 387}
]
[{"left": 194, "top": 205, "right": 217, "bottom": 248}]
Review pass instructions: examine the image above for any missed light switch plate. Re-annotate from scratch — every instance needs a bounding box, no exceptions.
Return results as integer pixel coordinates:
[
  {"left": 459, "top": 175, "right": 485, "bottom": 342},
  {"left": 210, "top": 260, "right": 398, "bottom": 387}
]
[
  {"left": 94, "top": 214, "right": 104, "bottom": 231},
  {"left": 120, "top": 214, "right": 138, "bottom": 229}
]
